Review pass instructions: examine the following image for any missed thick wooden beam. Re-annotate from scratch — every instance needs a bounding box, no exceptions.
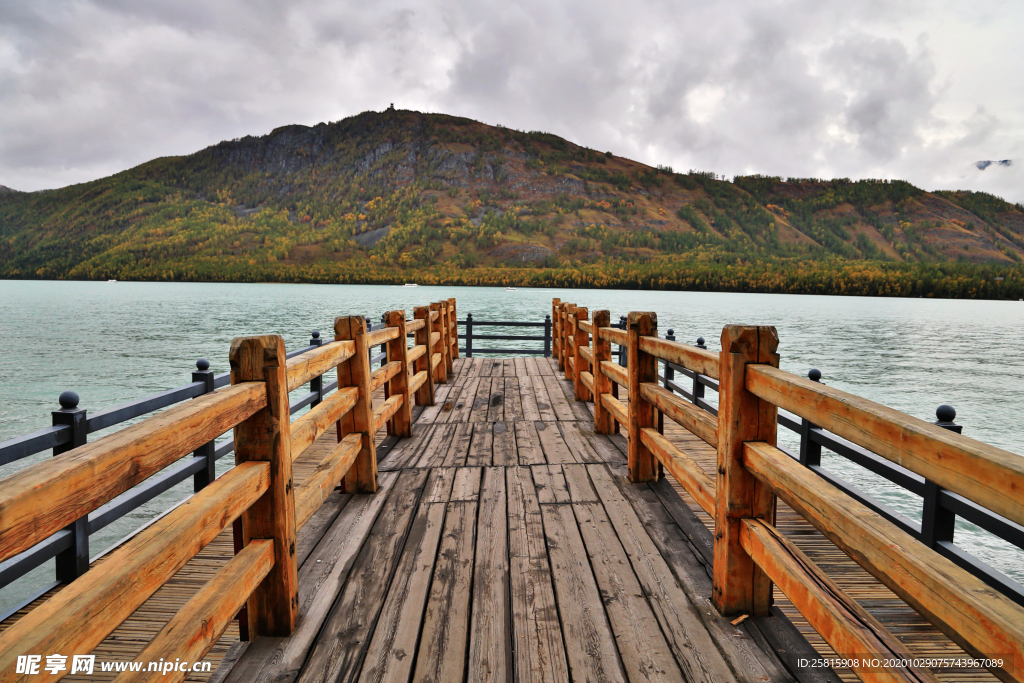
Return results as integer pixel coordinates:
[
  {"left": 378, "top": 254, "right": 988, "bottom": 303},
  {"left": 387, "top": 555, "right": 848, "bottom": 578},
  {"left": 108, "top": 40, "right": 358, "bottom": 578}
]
[
  {"left": 627, "top": 312, "right": 658, "bottom": 483},
  {"left": 747, "top": 364, "right": 1024, "bottom": 530},
  {"left": 559, "top": 303, "right": 569, "bottom": 371},
  {"left": 578, "top": 345, "right": 594, "bottom": 365},
  {"left": 230, "top": 335, "right": 300, "bottom": 637},
  {"left": 601, "top": 360, "right": 628, "bottom": 390},
  {"left": 430, "top": 302, "right": 448, "bottom": 384},
  {"left": 640, "top": 428, "right": 716, "bottom": 515},
  {"left": 440, "top": 300, "right": 453, "bottom": 374},
  {"left": 638, "top": 336, "right": 719, "bottom": 380},
  {"left": 591, "top": 310, "right": 614, "bottom": 434},
  {"left": 285, "top": 340, "right": 356, "bottom": 391},
  {"left": 598, "top": 326, "right": 628, "bottom": 347},
  {"left": 372, "top": 394, "right": 405, "bottom": 434},
  {"left": 573, "top": 307, "right": 591, "bottom": 401},
  {"left": 116, "top": 539, "right": 276, "bottom": 683},
  {"left": 385, "top": 310, "right": 413, "bottom": 438},
  {"left": 364, "top": 326, "right": 401, "bottom": 349},
  {"left": 407, "top": 318, "right": 426, "bottom": 333},
  {"left": 289, "top": 387, "right": 358, "bottom": 461},
  {"left": 713, "top": 325, "right": 779, "bottom": 617},
  {"left": 564, "top": 304, "right": 577, "bottom": 381},
  {"left": 580, "top": 371, "right": 595, "bottom": 395},
  {"left": 601, "top": 393, "right": 628, "bottom": 430},
  {"left": 334, "top": 316, "right": 378, "bottom": 493},
  {"left": 0, "top": 381, "right": 265, "bottom": 563},
  {"left": 409, "top": 370, "right": 428, "bottom": 397},
  {"left": 0, "top": 461, "right": 269, "bottom": 678},
  {"left": 739, "top": 518, "right": 939, "bottom": 683},
  {"left": 551, "top": 298, "right": 561, "bottom": 364},
  {"left": 294, "top": 434, "right": 362, "bottom": 530},
  {"left": 640, "top": 382, "right": 718, "bottom": 447},
  {"left": 578, "top": 319, "right": 593, "bottom": 334},
  {"left": 407, "top": 343, "right": 426, "bottom": 365},
  {"left": 369, "top": 361, "right": 402, "bottom": 394},
  {"left": 448, "top": 298, "right": 459, "bottom": 360},
  {"left": 744, "top": 440, "right": 1024, "bottom": 682},
  {"left": 413, "top": 307, "right": 435, "bottom": 406}
]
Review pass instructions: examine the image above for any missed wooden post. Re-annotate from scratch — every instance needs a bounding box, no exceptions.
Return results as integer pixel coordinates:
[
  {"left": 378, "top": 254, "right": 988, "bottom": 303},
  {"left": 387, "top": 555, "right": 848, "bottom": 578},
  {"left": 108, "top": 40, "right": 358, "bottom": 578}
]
[
  {"left": 592, "top": 310, "right": 614, "bottom": 434},
  {"left": 440, "top": 300, "right": 453, "bottom": 375},
  {"left": 573, "top": 307, "right": 590, "bottom": 401},
  {"left": 563, "top": 304, "right": 576, "bottom": 381},
  {"left": 552, "top": 298, "right": 561, "bottom": 367},
  {"left": 627, "top": 312, "right": 658, "bottom": 483},
  {"left": 229, "top": 335, "right": 299, "bottom": 636},
  {"left": 385, "top": 310, "right": 413, "bottom": 438},
  {"left": 713, "top": 325, "right": 779, "bottom": 617},
  {"left": 413, "top": 306, "right": 435, "bottom": 406},
  {"left": 430, "top": 302, "right": 448, "bottom": 384},
  {"left": 448, "top": 297, "right": 459, "bottom": 360},
  {"left": 334, "top": 316, "right": 379, "bottom": 493}
]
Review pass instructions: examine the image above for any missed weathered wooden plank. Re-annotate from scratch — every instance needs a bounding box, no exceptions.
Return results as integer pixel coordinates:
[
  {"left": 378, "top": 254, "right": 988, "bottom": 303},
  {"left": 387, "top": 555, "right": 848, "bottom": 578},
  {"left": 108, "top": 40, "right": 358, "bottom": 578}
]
[
  {"left": 740, "top": 518, "right": 939, "bottom": 683},
  {"left": 506, "top": 467, "right": 570, "bottom": 683},
  {"left": 641, "top": 382, "right": 718, "bottom": 447},
  {"left": 221, "top": 473, "right": 398, "bottom": 683},
  {"left": 540, "top": 503, "right": 627, "bottom": 683},
  {"left": 573, "top": 421, "right": 626, "bottom": 463},
  {"left": 534, "top": 421, "right": 577, "bottom": 464},
  {"left": 503, "top": 377, "right": 523, "bottom": 422},
  {"left": 488, "top": 377, "right": 507, "bottom": 422},
  {"left": 531, "top": 464, "right": 571, "bottom": 504},
  {"left": 514, "top": 420, "right": 546, "bottom": 466},
  {"left": 417, "top": 384, "right": 452, "bottom": 423},
  {"left": 540, "top": 375, "right": 577, "bottom": 421},
  {"left": 560, "top": 464, "right": 598, "bottom": 502},
  {"left": 468, "top": 422, "right": 494, "bottom": 466},
  {"left": 573, "top": 501, "right": 687, "bottom": 683},
  {"left": 359, "top": 501, "right": 447, "bottom": 683},
  {"left": 449, "top": 378, "right": 481, "bottom": 423},
  {"left": 468, "top": 467, "right": 511, "bottom": 683},
  {"left": 471, "top": 377, "right": 494, "bottom": 423},
  {"left": 518, "top": 375, "right": 543, "bottom": 422},
  {"left": 608, "top": 462, "right": 797, "bottom": 683},
  {"left": 376, "top": 423, "right": 432, "bottom": 471},
  {"left": 294, "top": 468, "right": 429, "bottom": 683},
  {"left": 492, "top": 422, "right": 517, "bottom": 466},
  {"left": 421, "top": 466, "right": 457, "bottom": 503},
  {"left": 451, "top": 467, "right": 483, "bottom": 502},
  {"left": 412, "top": 423, "right": 458, "bottom": 469},
  {"left": 557, "top": 422, "right": 605, "bottom": 464},
  {"left": 641, "top": 428, "right": 716, "bottom": 516},
  {"left": 638, "top": 336, "right": 719, "bottom": 380},
  {"left": 414, "top": 500, "right": 478, "bottom": 683},
  {"left": 286, "top": 340, "right": 357, "bottom": 392},
  {"left": 442, "top": 423, "right": 475, "bottom": 467}
]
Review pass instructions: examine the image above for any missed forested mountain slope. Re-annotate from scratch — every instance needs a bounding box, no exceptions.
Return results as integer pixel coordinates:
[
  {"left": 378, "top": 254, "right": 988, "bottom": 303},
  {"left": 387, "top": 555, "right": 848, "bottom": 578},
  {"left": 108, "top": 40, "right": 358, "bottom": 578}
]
[{"left": 2, "top": 108, "right": 1023, "bottom": 298}]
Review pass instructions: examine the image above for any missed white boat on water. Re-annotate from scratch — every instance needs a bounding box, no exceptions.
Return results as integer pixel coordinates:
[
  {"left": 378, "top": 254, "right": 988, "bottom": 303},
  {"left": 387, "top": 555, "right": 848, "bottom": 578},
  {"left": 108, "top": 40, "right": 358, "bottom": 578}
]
[
  {"left": 505, "top": 286, "right": 517, "bottom": 291},
  {"left": 403, "top": 283, "right": 419, "bottom": 287},
  {"left": 107, "top": 279, "right": 117, "bottom": 283}
]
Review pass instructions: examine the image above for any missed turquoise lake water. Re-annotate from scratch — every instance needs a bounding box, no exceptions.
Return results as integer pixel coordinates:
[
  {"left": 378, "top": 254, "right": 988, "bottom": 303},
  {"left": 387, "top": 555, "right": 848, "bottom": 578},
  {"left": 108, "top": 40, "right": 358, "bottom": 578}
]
[{"left": 1, "top": 280, "right": 1022, "bottom": 613}]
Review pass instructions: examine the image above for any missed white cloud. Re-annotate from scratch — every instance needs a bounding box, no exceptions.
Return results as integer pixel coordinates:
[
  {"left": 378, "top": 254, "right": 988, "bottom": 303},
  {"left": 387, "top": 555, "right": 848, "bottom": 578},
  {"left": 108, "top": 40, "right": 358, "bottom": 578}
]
[{"left": 0, "top": 0, "right": 1021, "bottom": 202}]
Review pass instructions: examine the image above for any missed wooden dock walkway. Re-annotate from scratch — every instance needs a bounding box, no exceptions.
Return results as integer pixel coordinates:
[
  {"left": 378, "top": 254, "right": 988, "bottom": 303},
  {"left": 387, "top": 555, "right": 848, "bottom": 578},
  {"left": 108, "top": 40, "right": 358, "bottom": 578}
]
[{"left": 1, "top": 353, "right": 1014, "bottom": 682}]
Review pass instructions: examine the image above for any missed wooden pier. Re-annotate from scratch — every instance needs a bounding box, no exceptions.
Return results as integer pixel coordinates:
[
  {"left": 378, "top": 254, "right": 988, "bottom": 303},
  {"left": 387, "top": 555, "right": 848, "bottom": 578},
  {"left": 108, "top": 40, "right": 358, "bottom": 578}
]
[{"left": 1, "top": 297, "right": 1022, "bottom": 683}]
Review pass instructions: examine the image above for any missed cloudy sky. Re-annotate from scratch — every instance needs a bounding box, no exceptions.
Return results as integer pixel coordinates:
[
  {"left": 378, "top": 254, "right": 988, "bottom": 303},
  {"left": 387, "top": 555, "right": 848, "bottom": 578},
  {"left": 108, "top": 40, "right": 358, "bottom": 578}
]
[{"left": 2, "top": 0, "right": 1022, "bottom": 202}]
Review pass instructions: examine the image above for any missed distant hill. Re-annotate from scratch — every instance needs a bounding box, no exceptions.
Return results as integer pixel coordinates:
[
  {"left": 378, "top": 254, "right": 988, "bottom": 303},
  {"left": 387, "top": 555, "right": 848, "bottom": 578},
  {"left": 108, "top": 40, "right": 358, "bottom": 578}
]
[{"left": 2, "top": 109, "right": 1023, "bottom": 298}]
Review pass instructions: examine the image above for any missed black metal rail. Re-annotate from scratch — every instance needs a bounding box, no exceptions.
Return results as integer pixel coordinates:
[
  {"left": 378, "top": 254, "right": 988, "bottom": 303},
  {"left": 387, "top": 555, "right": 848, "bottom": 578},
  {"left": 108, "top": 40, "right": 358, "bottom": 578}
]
[
  {"left": 654, "top": 329, "right": 1024, "bottom": 607},
  {"left": 458, "top": 314, "right": 552, "bottom": 357},
  {"left": 0, "top": 316, "right": 392, "bottom": 604}
]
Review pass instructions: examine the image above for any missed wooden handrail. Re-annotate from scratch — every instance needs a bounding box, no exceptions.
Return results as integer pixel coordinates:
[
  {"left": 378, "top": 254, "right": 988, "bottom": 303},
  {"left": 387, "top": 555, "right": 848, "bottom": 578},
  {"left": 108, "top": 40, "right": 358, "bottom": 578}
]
[
  {"left": 0, "top": 381, "right": 265, "bottom": 562},
  {"left": 598, "top": 326, "right": 627, "bottom": 346},
  {"left": 369, "top": 360, "right": 402, "bottom": 394},
  {"left": 578, "top": 319, "right": 593, "bottom": 334},
  {"left": 639, "top": 382, "right": 717, "bottom": 447},
  {"left": 294, "top": 434, "right": 362, "bottom": 529},
  {"left": 601, "top": 394, "right": 628, "bottom": 429},
  {"left": 746, "top": 363, "right": 1024, "bottom": 529},
  {"left": 639, "top": 429, "right": 715, "bottom": 515},
  {"left": 0, "top": 460, "right": 270, "bottom": 674},
  {"left": 739, "top": 518, "right": 939, "bottom": 683},
  {"left": 407, "top": 344, "right": 426, "bottom": 364},
  {"left": 600, "top": 360, "right": 628, "bottom": 389},
  {"left": 407, "top": 318, "right": 426, "bottom": 333},
  {"left": 286, "top": 340, "right": 356, "bottom": 391},
  {"left": 638, "top": 336, "right": 719, "bottom": 380},
  {"left": 365, "top": 326, "right": 400, "bottom": 349},
  {"left": 289, "top": 387, "right": 359, "bottom": 461},
  {"left": 372, "top": 395, "right": 404, "bottom": 434},
  {"left": 744, "top": 440, "right": 1024, "bottom": 681}
]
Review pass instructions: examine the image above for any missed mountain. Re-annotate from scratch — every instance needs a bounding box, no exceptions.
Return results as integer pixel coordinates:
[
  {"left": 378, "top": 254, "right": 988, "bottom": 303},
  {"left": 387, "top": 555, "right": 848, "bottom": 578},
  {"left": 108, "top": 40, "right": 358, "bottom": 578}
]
[{"left": 2, "top": 108, "right": 1023, "bottom": 298}]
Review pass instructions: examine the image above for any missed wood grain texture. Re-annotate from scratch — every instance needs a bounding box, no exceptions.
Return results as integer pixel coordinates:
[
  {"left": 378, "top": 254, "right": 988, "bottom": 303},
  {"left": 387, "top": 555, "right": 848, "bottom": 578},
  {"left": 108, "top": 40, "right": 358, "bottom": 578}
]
[
  {"left": 640, "top": 428, "right": 716, "bottom": 515},
  {"left": 294, "top": 433, "right": 362, "bottom": 529},
  {"left": 627, "top": 312, "right": 658, "bottom": 483},
  {"left": 600, "top": 360, "right": 628, "bottom": 390},
  {"left": 230, "top": 334, "right": 300, "bottom": 637},
  {"left": 335, "top": 316, "right": 378, "bottom": 494},
  {"left": 289, "top": 387, "right": 358, "bottom": 461},
  {"left": 116, "top": 540, "right": 275, "bottom": 683},
  {"left": 739, "top": 518, "right": 939, "bottom": 683},
  {"left": 0, "top": 381, "right": 265, "bottom": 563},
  {"left": 640, "top": 382, "right": 718, "bottom": 447},
  {"left": 744, "top": 440, "right": 1024, "bottom": 682},
  {"left": 413, "top": 307, "right": 436, "bottom": 406},
  {"left": 286, "top": 341, "right": 356, "bottom": 392},
  {"left": 0, "top": 462, "right": 270, "bottom": 682},
  {"left": 468, "top": 467, "right": 512, "bottom": 683},
  {"left": 638, "top": 336, "right": 720, "bottom": 380},
  {"left": 714, "top": 325, "right": 779, "bottom": 617},
  {"left": 747, "top": 363, "right": 1024, "bottom": 531},
  {"left": 591, "top": 310, "right": 614, "bottom": 435}
]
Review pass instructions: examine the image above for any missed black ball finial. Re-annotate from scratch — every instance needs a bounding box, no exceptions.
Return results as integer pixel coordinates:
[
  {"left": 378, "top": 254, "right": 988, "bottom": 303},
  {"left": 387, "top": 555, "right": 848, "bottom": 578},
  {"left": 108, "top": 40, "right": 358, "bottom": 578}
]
[
  {"left": 196, "top": 358, "right": 210, "bottom": 371},
  {"left": 808, "top": 368, "right": 822, "bottom": 382},
  {"left": 696, "top": 336, "right": 705, "bottom": 346},
  {"left": 667, "top": 329, "right": 674, "bottom": 335},
  {"left": 311, "top": 330, "right": 320, "bottom": 339},
  {"left": 58, "top": 391, "right": 80, "bottom": 410},
  {"left": 936, "top": 404, "right": 956, "bottom": 423}
]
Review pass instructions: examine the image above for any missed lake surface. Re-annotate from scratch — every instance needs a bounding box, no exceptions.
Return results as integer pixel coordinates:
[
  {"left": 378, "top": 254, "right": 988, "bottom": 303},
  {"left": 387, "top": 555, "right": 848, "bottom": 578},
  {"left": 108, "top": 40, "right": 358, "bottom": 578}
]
[{"left": 1, "top": 280, "right": 1022, "bottom": 613}]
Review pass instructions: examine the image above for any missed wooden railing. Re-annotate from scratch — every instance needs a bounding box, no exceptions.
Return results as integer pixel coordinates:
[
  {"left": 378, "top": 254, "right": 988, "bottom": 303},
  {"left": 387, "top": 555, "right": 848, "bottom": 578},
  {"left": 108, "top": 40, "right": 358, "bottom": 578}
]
[
  {"left": 553, "top": 298, "right": 1024, "bottom": 683},
  {"left": 0, "top": 300, "right": 459, "bottom": 681}
]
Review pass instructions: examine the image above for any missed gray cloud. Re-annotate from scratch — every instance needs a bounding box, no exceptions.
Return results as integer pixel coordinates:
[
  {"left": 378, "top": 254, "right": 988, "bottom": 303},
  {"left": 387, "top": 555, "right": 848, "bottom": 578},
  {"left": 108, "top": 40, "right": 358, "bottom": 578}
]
[{"left": 1, "top": 0, "right": 1022, "bottom": 202}]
